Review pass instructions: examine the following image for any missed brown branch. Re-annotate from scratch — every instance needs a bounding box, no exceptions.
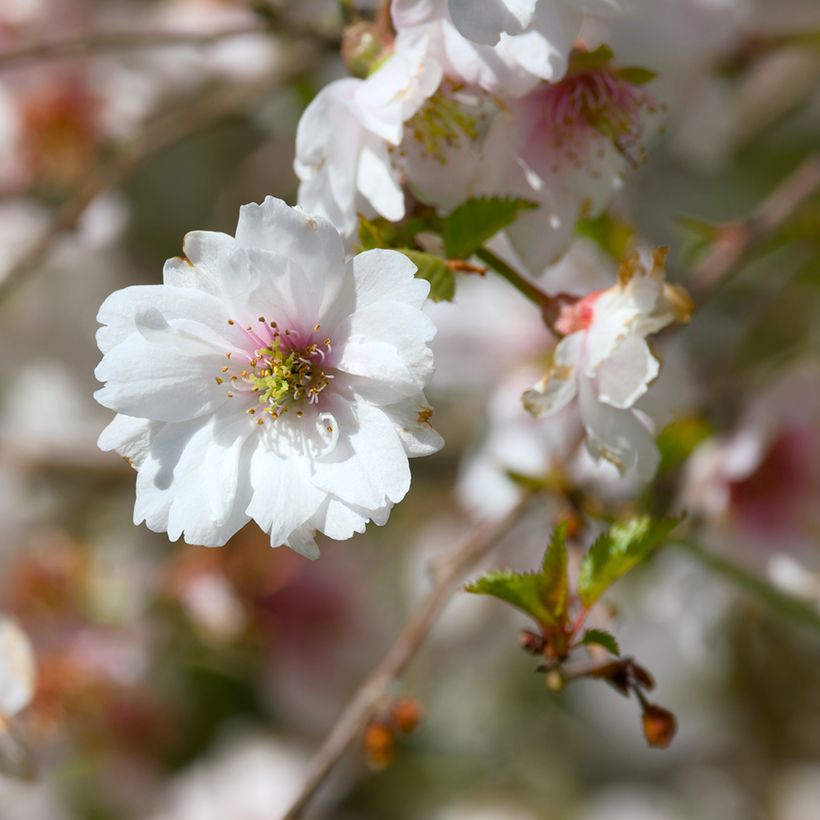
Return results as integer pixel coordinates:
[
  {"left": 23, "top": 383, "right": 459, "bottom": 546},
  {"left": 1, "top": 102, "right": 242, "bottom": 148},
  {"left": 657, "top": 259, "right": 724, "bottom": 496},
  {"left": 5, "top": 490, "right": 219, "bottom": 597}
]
[
  {"left": 0, "top": 24, "right": 270, "bottom": 70},
  {"left": 691, "top": 154, "right": 820, "bottom": 295},
  {"left": 282, "top": 495, "right": 536, "bottom": 820},
  {"left": 0, "top": 43, "right": 316, "bottom": 305}
]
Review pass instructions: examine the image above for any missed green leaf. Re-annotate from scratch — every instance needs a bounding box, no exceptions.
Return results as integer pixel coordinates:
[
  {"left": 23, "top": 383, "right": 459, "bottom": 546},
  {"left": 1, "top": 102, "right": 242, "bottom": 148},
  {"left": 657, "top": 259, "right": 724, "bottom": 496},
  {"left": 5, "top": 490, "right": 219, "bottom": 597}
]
[
  {"left": 541, "top": 523, "right": 569, "bottom": 626},
  {"left": 568, "top": 44, "right": 615, "bottom": 74},
  {"left": 576, "top": 212, "right": 636, "bottom": 261},
  {"left": 577, "top": 516, "right": 682, "bottom": 607},
  {"left": 442, "top": 197, "right": 537, "bottom": 260},
  {"left": 466, "top": 571, "right": 558, "bottom": 626},
  {"left": 399, "top": 249, "right": 455, "bottom": 302},
  {"left": 616, "top": 65, "right": 658, "bottom": 86},
  {"left": 581, "top": 629, "right": 620, "bottom": 656},
  {"left": 358, "top": 215, "right": 397, "bottom": 251}
]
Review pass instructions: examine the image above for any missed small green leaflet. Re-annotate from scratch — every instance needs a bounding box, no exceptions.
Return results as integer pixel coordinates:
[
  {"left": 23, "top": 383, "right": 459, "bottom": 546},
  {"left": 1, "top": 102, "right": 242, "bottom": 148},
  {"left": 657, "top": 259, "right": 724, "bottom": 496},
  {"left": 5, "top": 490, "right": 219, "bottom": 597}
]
[
  {"left": 577, "top": 516, "right": 682, "bottom": 608},
  {"left": 581, "top": 629, "right": 620, "bottom": 656},
  {"left": 615, "top": 66, "right": 658, "bottom": 86},
  {"left": 465, "top": 571, "right": 559, "bottom": 626},
  {"left": 465, "top": 522, "right": 570, "bottom": 628},
  {"left": 442, "top": 197, "right": 537, "bottom": 260},
  {"left": 540, "top": 522, "right": 569, "bottom": 626}
]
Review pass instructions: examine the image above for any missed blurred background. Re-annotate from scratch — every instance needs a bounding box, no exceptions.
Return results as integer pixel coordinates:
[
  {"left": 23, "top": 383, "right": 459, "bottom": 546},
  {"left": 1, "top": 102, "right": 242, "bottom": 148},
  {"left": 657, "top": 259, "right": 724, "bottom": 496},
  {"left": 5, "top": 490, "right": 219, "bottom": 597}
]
[{"left": 1, "top": 0, "right": 820, "bottom": 818}]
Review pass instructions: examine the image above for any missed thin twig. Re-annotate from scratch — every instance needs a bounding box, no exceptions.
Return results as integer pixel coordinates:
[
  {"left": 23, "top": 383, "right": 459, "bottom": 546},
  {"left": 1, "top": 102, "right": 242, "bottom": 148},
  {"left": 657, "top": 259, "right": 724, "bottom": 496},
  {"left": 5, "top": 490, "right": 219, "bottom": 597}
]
[
  {"left": 677, "top": 541, "right": 820, "bottom": 635},
  {"left": 282, "top": 495, "right": 536, "bottom": 820},
  {"left": 0, "top": 43, "right": 316, "bottom": 305},
  {"left": 0, "top": 24, "right": 269, "bottom": 70},
  {"left": 691, "top": 154, "right": 820, "bottom": 295},
  {"left": 475, "top": 246, "right": 563, "bottom": 333}
]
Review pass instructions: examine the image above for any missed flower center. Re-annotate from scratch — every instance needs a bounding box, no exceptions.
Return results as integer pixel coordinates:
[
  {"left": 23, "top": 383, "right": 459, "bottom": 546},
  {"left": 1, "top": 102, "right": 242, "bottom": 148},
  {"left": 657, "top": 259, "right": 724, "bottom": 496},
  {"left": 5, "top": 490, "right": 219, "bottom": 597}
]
[
  {"left": 216, "top": 318, "right": 334, "bottom": 425},
  {"left": 540, "top": 66, "right": 656, "bottom": 164},
  {"left": 406, "top": 82, "right": 480, "bottom": 163}
]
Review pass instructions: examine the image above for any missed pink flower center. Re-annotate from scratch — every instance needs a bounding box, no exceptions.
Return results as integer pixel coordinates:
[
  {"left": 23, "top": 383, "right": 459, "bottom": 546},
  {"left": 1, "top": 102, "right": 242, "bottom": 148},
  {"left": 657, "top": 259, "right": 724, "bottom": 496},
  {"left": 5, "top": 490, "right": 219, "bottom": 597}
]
[{"left": 215, "top": 316, "right": 335, "bottom": 426}]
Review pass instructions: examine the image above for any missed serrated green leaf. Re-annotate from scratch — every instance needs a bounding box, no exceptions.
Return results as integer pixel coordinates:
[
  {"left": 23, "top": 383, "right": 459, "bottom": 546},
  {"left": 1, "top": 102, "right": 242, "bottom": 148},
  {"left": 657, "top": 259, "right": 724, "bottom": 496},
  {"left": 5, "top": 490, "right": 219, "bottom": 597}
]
[
  {"left": 399, "top": 249, "right": 455, "bottom": 302},
  {"left": 442, "top": 197, "right": 537, "bottom": 260},
  {"left": 465, "top": 571, "right": 557, "bottom": 626},
  {"left": 581, "top": 628, "right": 620, "bottom": 656},
  {"left": 577, "top": 517, "right": 682, "bottom": 607},
  {"left": 616, "top": 65, "right": 658, "bottom": 85},
  {"left": 541, "top": 523, "right": 569, "bottom": 625}
]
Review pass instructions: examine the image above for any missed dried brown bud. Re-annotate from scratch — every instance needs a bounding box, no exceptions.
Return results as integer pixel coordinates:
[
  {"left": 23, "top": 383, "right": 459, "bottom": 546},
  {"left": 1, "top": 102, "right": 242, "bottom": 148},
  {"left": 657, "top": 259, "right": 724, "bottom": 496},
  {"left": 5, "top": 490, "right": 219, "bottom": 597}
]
[
  {"left": 391, "top": 697, "right": 423, "bottom": 735},
  {"left": 519, "top": 629, "right": 546, "bottom": 655},
  {"left": 641, "top": 702, "right": 677, "bottom": 749},
  {"left": 363, "top": 722, "right": 395, "bottom": 769}
]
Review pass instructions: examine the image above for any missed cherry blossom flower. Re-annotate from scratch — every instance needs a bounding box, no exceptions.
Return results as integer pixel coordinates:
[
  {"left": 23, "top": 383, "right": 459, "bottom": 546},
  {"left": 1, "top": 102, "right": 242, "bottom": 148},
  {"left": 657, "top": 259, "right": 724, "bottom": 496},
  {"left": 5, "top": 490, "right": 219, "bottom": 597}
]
[
  {"left": 295, "top": 29, "right": 442, "bottom": 236},
  {"left": 95, "top": 197, "right": 442, "bottom": 558},
  {"left": 392, "top": 0, "right": 631, "bottom": 95},
  {"left": 524, "top": 248, "right": 693, "bottom": 480},
  {"left": 682, "top": 362, "right": 820, "bottom": 555},
  {"left": 505, "top": 56, "right": 657, "bottom": 273}
]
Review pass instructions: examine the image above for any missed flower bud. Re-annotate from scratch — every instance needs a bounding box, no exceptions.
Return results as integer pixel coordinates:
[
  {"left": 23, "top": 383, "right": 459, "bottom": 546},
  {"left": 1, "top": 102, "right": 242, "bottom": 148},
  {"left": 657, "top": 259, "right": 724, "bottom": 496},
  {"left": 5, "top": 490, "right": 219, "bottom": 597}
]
[
  {"left": 641, "top": 702, "right": 677, "bottom": 749},
  {"left": 391, "top": 697, "right": 423, "bottom": 735},
  {"left": 363, "top": 721, "right": 395, "bottom": 769}
]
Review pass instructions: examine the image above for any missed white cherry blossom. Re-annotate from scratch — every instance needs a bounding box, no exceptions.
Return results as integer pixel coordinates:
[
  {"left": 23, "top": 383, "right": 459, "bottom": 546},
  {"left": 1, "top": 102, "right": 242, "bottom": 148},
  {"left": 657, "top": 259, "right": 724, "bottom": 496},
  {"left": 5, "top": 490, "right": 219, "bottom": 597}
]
[
  {"left": 524, "top": 248, "right": 693, "bottom": 480},
  {"left": 295, "top": 29, "right": 442, "bottom": 237},
  {"left": 95, "top": 197, "right": 442, "bottom": 559}
]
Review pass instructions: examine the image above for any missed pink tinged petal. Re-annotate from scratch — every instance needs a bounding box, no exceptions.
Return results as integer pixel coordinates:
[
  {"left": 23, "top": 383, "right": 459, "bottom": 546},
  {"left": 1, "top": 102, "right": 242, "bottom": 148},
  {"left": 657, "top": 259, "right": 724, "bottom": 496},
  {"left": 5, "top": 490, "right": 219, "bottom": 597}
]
[
  {"left": 449, "top": 0, "right": 538, "bottom": 44},
  {"left": 237, "top": 247, "right": 323, "bottom": 331},
  {"left": 381, "top": 395, "right": 445, "bottom": 457},
  {"left": 96, "top": 284, "right": 234, "bottom": 354},
  {"left": 134, "top": 414, "right": 252, "bottom": 547},
  {"left": 95, "top": 314, "right": 228, "bottom": 423},
  {"left": 235, "top": 195, "right": 346, "bottom": 281},
  {"left": 595, "top": 334, "right": 660, "bottom": 409},
  {"left": 523, "top": 333, "right": 581, "bottom": 417},
  {"left": 97, "top": 414, "right": 160, "bottom": 469},
  {"left": 245, "top": 446, "right": 325, "bottom": 554},
  {"left": 162, "top": 230, "right": 235, "bottom": 293},
  {"left": 578, "top": 377, "right": 659, "bottom": 481},
  {"left": 0, "top": 619, "right": 35, "bottom": 717},
  {"left": 311, "top": 399, "right": 411, "bottom": 510}
]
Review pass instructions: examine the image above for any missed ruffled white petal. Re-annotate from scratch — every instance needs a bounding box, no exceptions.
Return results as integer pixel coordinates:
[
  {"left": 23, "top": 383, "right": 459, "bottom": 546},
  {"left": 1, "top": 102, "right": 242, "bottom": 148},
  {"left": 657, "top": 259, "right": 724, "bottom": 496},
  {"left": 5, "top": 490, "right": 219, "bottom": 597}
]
[{"left": 595, "top": 334, "right": 660, "bottom": 409}]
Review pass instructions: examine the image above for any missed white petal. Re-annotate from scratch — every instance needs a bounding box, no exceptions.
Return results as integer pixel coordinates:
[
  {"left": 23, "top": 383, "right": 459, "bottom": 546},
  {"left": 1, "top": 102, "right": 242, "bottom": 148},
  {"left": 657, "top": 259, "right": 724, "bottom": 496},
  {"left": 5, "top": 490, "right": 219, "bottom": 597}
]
[
  {"left": 595, "top": 334, "right": 659, "bottom": 409},
  {"left": 246, "top": 446, "right": 324, "bottom": 550},
  {"left": 522, "top": 333, "right": 581, "bottom": 417},
  {"left": 351, "top": 249, "right": 430, "bottom": 311},
  {"left": 96, "top": 284, "right": 233, "bottom": 355},
  {"left": 95, "top": 320, "right": 228, "bottom": 423},
  {"left": 235, "top": 196, "right": 346, "bottom": 283},
  {"left": 449, "top": 0, "right": 537, "bottom": 44},
  {"left": 97, "top": 414, "right": 159, "bottom": 468},
  {"left": 356, "top": 143, "right": 405, "bottom": 222},
  {"left": 162, "top": 230, "right": 235, "bottom": 293},
  {"left": 578, "top": 377, "right": 659, "bottom": 481},
  {"left": 134, "top": 413, "right": 253, "bottom": 547},
  {"left": 382, "top": 395, "right": 445, "bottom": 457},
  {"left": 311, "top": 399, "right": 411, "bottom": 510},
  {"left": 0, "top": 619, "right": 35, "bottom": 717}
]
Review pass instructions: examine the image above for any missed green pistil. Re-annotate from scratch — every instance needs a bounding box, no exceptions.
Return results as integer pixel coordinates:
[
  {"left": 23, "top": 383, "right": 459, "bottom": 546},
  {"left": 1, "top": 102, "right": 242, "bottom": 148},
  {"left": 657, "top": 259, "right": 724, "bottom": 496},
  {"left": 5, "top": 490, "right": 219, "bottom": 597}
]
[{"left": 249, "top": 338, "right": 314, "bottom": 416}]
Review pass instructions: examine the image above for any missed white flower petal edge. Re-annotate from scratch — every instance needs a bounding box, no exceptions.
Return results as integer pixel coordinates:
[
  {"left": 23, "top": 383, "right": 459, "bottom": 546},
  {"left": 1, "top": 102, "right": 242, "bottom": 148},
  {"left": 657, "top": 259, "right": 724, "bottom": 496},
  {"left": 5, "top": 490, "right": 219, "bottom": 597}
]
[
  {"left": 95, "top": 197, "right": 443, "bottom": 559},
  {"left": 0, "top": 618, "right": 35, "bottom": 718},
  {"left": 524, "top": 248, "right": 692, "bottom": 481}
]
